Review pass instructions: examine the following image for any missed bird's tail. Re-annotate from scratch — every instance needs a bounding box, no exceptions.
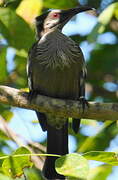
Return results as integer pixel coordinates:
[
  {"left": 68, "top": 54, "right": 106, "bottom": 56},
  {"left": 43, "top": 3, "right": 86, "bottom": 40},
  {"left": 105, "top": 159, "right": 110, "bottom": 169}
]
[{"left": 43, "top": 121, "right": 68, "bottom": 180}]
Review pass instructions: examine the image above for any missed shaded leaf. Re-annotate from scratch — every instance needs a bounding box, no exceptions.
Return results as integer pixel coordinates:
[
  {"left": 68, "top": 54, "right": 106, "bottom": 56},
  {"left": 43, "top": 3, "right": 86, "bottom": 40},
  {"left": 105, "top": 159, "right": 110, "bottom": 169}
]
[
  {"left": 78, "top": 121, "right": 116, "bottom": 153},
  {"left": 0, "top": 47, "right": 8, "bottom": 82},
  {"left": 2, "top": 110, "right": 14, "bottom": 121},
  {"left": 87, "top": 0, "right": 101, "bottom": 9},
  {"left": 2, "top": 146, "right": 33, "bottom": 178},
  {"left": 0, "top": 130, "right": 10, "bottom": 140},
  {"left": 87, "top": 44, "right": 118, "bottom": 84},
  {"left": 0, "top": 0, "right": 17, "bottom": 7},
  {"left": 55, "top": 153, "right": 89, "bottom": 179},
  {"left": 6, "top": 0, "right": 21, "bottom": 9},
  {"left": 44, "top": 0, "right": 78, "bottom": 9},
  {"left": 87, "top": 23, "right": 101, "bottom": 43},
  {"left": 14, "top": 53, "right": 27, "bottom": 88},
  {"left": 83, "top": 151, "right": 118, "bottom": 166},
  {"left": 0, "top": 7, "right": 34, "bottom": 50},
  {"left": 25, "top": 168, "right": 43, "bottom": 180}
]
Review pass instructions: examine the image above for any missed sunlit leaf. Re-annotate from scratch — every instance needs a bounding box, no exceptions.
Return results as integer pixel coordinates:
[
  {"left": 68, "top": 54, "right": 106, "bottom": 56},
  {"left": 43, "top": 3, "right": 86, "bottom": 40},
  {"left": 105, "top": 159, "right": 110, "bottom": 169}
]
[
  {"left": 98, "top": 2, "right": 118, "bottom": 33},
  {"left": 0, "top": 0, "right": 4, "bottom": 6},
  {"left": 81, "top": 119, "right": 98, "bottom": 126},
  {"left": 16, "top": 0, "right": 43, "bottom": 24},
  {"left": 2, "top": 147, "right": 33, "bottom": 178},
  {"left": 55, "top": 153, "right": 89, "bottom": 179},
  {"left": 99, "top": 3, "right": 118, "bottom": 25},
  {"left": 83, "top": 151, "right": 118, "bottom": 166},
  {"left": 0, "top": 173, "right": 13, "bottom": 180},
  {"left": 114, "top": 3, "right": 118, "bottom": 19}
]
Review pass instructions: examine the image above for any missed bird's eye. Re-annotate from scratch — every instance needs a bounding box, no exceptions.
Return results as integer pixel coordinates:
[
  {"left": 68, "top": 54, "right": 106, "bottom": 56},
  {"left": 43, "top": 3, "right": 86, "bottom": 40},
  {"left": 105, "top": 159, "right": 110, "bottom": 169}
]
[{"left": 52, "top": 13, "right": 60, "bottom": 18}]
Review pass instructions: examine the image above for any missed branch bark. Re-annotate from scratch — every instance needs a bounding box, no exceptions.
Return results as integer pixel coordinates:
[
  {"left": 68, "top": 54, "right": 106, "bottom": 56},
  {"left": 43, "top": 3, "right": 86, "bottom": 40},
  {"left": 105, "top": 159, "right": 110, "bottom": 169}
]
[{"left": 0, "top": 85, "right": 118, "bottom": 121}]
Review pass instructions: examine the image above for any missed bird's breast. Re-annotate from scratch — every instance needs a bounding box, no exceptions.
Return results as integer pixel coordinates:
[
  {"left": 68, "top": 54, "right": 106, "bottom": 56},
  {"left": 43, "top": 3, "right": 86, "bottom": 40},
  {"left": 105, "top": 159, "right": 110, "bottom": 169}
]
[{"left": 35, "top": 32, "right": 82, "bottom": 69}]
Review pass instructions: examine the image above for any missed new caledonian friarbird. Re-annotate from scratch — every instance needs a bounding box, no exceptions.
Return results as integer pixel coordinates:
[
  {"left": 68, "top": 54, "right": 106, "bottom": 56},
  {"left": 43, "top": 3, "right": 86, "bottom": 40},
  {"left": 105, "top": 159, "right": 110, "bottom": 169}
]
[{"left": 27, "top": 5, "right": 93, "bottom": 179}]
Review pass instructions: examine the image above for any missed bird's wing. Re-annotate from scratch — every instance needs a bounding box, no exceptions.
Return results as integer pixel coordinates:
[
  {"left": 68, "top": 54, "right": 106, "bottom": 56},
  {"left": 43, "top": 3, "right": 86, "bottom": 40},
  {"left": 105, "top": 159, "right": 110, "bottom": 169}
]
[
  {"left": 27, "top": 42, "right": 38, "bottom": 91},
  {"left": 76, "top": 44, "right": 87, "bottom": 97},
  {"left": 27, "top": 42, "right": 48, "bottom": 131},
  {"left": 72, "top": 44, "right": 87, "bottom": 133}
]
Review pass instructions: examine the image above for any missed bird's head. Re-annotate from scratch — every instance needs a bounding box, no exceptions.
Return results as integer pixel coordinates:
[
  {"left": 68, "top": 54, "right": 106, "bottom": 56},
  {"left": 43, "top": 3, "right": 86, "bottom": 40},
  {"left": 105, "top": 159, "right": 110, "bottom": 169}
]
[{"left": 36, "top": 6, "right": 94, "bottom": 38}]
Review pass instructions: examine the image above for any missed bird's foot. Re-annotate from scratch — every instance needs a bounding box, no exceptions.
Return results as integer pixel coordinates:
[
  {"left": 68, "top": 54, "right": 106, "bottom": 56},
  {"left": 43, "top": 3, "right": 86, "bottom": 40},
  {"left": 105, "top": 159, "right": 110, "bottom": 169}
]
[
  {"left": 28, "top": 90, "right": 38, "bottom": 102},
  {"left": 79, "top": 96, "right": 89, "bottom": 113}
]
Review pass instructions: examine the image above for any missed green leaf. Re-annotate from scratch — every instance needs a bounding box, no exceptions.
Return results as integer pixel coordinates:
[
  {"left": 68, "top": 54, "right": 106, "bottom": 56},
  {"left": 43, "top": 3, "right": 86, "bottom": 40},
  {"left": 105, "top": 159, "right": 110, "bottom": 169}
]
[
  {"left": 0, "top": 7, "right": 34, "bottom": 50},
  {"left": 2, "top": 146, "right": 33, "bottom": 178},
  {"left": 78, "top": 121, "right": 115, "bottom": 153},
  {"left": 0, "top": 173, "right": 13, "bottom": 180},
  {"left": 2, "top": 110, "right": 14, "bottom": 121},
  {"left": 87, "top": 0, "right": 101, "bottom": 9},
  {"left": 83, "top": 151, "right": 118, "bottom": 166},
  {"left": 25, "top": 168, "right": 43, "bottom": 180},
  {"left": 0, "top": 130, "right": 10, "bottom": 140},
  {"left": 16, "top": 0, "right": 43, "bottom": 24},
  {"left": 98, "top": 2, "right": 118, "bottom": 33},
  {"left": 5, "top": 0, "right": 21, "bottom": 8},
  {"left": 88, "top": 2, "right": 118, "bottom": 41},
  {"left": 55, "top": 153, "right": 89, "bottom": 179},
  {"left": 0, "top": 47, "right": 8, "bottom": 82},
  {"left": 14, "top": 53, "right": 27, "bottom": 88},
  {"left": 87, "top": 23, "right": 102, "bottom": 43},
  {"left": 81, "top": 119, "right": 98, "bottom": 126},
  {"left": 44, "top": 0, "right": 78, "bottom": 9},
  {"left": 88, "top": 165, "right": 112, "bottom": 180},
  {"left": 98, "top": 3, "right": 118, "bottom": 25}
]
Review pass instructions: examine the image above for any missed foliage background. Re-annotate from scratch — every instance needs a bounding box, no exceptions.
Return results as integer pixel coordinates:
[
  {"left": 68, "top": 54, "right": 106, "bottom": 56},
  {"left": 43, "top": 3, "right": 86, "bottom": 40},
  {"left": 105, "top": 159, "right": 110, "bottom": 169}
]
[{"left": 0, "top": 0, "right": 118, "bottom": 179}]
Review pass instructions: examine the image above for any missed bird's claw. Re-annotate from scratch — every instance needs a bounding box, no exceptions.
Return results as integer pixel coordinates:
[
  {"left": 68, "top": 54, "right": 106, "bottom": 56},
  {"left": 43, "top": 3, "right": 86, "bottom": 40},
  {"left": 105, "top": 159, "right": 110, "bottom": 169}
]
[
  {"left": 28, "top": 90, "right": 38, "bottom": 102},
  {"left": 79, "top": 96, "right": 89, "bottom": 113}
]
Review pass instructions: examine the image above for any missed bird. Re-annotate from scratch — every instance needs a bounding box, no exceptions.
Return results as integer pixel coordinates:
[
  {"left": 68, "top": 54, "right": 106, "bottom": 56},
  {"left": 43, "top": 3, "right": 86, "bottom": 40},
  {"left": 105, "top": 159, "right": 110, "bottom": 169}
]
[{"left": 27, "top": 5, "right": 92, "bottom": 180}]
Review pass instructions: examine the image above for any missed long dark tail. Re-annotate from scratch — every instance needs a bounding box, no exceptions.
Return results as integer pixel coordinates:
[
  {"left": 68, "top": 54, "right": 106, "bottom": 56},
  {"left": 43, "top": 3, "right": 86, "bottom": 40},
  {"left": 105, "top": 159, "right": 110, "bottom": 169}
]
[
  {"left": 72, "top": 118, "right": 81, "bottom": 133},
  {"left": 36, "top": 112, "right": 82, "bottom": 179},
  {"left": 43, "top": 121, "right": 68, "bottom": 179}
]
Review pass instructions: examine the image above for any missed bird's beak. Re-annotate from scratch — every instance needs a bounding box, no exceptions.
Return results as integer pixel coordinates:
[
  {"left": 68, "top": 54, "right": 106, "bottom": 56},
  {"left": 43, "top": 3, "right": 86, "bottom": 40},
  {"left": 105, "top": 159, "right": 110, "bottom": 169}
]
[
  {"left": 65, "top": 5, "right": 94, "bottom": 15},
  {"left": 59, "top": 5, "right": 95, "bottom": 28}
]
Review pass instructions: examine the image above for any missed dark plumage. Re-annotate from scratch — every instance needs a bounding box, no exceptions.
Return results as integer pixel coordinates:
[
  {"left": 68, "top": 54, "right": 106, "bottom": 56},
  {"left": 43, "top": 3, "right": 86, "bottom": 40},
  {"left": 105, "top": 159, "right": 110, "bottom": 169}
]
[{"left": 27, "top": 6, "right": 92, "bottom": 179}]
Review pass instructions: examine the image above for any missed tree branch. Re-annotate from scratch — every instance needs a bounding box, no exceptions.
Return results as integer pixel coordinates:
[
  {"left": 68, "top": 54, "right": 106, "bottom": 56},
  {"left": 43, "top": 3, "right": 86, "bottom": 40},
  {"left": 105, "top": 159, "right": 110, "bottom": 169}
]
[{"left": 0, "top": 85, "right": 118, "bottom": 121}]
